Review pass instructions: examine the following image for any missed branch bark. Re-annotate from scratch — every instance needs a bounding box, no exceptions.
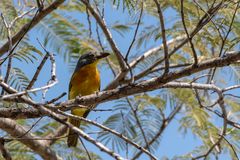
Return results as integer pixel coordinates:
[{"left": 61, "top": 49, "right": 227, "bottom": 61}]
[
  {"left": 0, "top": 118, "right": 61, "bottom": 160},
  {"left": 0, "top": 107, "right": 42, "bottom": 119},
  {"left": 1, "top": 51, "right": 240, "bottom": 118},
  {"left": 59, "top": 51, "right": 240, "bottom": 108}
]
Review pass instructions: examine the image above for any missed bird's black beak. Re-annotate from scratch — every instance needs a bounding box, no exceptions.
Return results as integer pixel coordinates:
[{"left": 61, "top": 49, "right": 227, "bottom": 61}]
[{"left": 96, "top": 52, "right": 110, "bottom": 59}]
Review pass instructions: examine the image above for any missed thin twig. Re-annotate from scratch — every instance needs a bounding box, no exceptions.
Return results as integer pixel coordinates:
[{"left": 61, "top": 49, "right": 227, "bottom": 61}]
[
  {"left": 126, "top": 98, "right": 151, "bottom": 153},
  {"left": 95, "top": 23, "right": 117, "bottom": 76},
  {"left": 26, "top": 52, "right": 50, "bottom": 90},
  {"left": 132, "top": 104, "right": 182, "bottom": 159},
  {"left": 205, "top": 107, "right": 240, "bottom": 129},
  {"left": 223, "top": 84, "right": 240, "bottom": 92},
  {"left": 224, "top": 93, "right": 240, "bottom": 99},
  {"left": 86, "top": 8, "right": 92, "bottom": 39},
  {"left": 180, "top": 0, "right": 198, "bottom": 65},
  {"left": 153, "top": 0, "right": 169, "bottom": 75},
  {"left": 148, "top": 63, "right": 192, "bottom": 75},
  {"left": 125, "top": 1, "right": 143, "bottom": 60},
  {"left": 222, "top": 136, "right": 239, "bottom": 160},
  {"left": 129, "top": 35, "right": 186, "bottom": 69},
  {"left": 210, "top": 1, "right": 240, "bottom": 81},
  {"left": 0, "top": 14, "right": 13, "bottom": 95},
  {"left": 79, "top": 137, "right": 92, "bottom": 160},
  {"left": 11, "top": 7, "right": 37, "bottom": 27},
  {"left": 121, "top": 2, "right": 223, "bottom": 85},
  {"left": 14, "top": 117, "right": 43, "bottom": 141},
  {"left": 45, "top": 125, "right": 68, "bottom": 146}
]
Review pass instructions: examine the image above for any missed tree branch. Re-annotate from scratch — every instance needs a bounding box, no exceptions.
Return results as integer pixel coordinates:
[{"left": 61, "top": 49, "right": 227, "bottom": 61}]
[
  {"left": 153, "top": 0, "right": 169, "bottom": 74},
  {"left": 58, "top": 51, "right": 240, "bottom": 108},
  {"left": 0, "top": 107, "right": 42, "bottom": 119},
  {"left": 180, "top": 0, "right": 198, "bottom": 65},
  {"left": 0, "top": 74, "right": 125, "bottom": 160},
  {"left": 0, "top": 118, "right": 61, "bottom": 160},
  {"left": 1, "top": 51, "right": 240, "bottom": 118}
]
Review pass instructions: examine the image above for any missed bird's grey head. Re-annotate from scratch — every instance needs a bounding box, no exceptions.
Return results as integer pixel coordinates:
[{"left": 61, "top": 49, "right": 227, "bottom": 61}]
[{"left": 74, "top": 51, "right": 110, "bottom": 71}]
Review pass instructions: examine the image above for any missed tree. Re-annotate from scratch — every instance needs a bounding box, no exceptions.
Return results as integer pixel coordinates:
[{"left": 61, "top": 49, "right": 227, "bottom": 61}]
[{"left": 0, "top": 0, "right": 239, "bottom": 159}]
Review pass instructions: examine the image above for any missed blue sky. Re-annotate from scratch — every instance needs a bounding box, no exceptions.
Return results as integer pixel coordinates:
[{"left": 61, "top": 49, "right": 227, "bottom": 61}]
[{"left": 7, "top": 1, "right": 235, "bottom": 159}]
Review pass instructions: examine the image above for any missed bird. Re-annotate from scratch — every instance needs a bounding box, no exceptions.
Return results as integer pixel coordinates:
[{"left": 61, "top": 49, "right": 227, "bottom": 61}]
[{"left": 67, "top": 51, "right": 110, "bottom": 147}]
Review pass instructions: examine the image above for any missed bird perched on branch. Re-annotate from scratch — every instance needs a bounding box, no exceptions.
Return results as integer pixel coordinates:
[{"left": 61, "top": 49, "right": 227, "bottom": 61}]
[{"left": 67, "top": 51, "right": 110, "bottom": 147}]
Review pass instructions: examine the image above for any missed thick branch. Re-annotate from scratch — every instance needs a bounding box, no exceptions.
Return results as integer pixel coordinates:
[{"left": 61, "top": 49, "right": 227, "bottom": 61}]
[
  {"left": 0, "top": 118, "right": 61, "bottom": 160},
  {"left": 59, "top": 51, "right": 240, "bottom": 107},
  {"left": 1, "top": 51, "right": 240, "bottom": 118},
  {"left": 0, "top": 107, "right": 42, "bottom": 119}
]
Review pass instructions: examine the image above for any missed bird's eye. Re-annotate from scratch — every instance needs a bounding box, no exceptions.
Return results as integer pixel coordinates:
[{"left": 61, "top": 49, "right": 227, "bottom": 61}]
[
  {"left": 86, "top": 53, "right": 95, "bottom": 59},
  {"left": 89, "top": 54, "right": 94, "bottom": 58}
]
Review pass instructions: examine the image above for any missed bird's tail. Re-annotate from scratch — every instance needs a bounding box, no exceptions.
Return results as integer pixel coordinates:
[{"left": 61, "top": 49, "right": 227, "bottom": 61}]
[{"left": 67, "top": 118, "right": 80, "bottom": 147}]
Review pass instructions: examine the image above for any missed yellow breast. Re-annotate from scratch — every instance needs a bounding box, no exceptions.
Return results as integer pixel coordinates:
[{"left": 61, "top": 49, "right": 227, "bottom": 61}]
[{"left": 69, "top": 62, "right": 100, "bottom": 99}]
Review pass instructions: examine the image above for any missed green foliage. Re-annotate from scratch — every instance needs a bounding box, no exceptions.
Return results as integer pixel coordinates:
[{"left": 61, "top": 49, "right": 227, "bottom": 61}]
[
  {"left": 13, "top": 41, "right": 43, "bottom": 64},
  {"left": 111, "top": 21, "right": 132, "bottom": 37},
  {"left": 111, "top": 0, "right": 137, "bottom": 12},
  {"left": 0, "top": 0, "right": 17, "bottom": 22},
  {"left": 8, "top": 67, "right": 30, "bottom": 91},
  {"left": 37, "top": 11, "right": 86, "bottom": 57}
]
